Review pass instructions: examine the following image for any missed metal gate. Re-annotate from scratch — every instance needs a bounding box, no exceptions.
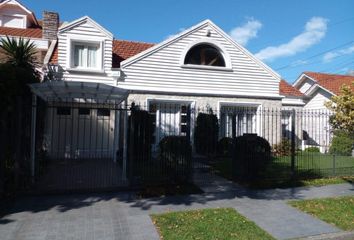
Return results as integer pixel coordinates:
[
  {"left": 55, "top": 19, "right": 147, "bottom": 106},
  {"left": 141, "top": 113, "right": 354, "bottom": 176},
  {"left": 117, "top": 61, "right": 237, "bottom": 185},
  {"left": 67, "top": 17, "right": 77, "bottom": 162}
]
[{"left": 34, "top": 101, "right": 129, "bottom": 192}]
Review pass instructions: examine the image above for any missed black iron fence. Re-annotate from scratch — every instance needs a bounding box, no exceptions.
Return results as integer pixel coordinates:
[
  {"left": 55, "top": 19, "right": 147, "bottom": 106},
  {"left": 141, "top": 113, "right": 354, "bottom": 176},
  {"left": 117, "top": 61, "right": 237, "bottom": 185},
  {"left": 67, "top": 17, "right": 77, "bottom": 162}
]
[{"left": 3, "top": 100, "right": 352, "bottom": 195}]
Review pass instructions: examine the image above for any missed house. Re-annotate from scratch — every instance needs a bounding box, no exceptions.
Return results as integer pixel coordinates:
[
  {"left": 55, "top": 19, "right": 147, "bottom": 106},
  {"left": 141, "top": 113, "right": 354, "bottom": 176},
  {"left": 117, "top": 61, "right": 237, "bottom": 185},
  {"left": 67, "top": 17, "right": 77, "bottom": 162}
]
[
  {"left": 293, "top": 71, "right": 354, "bottom": 110},
  {"left": 1, "top": 1, "right": 331, "bottom": 187},
  {"left": 293, "top": 72, "right": 354, "bottom": 152}
]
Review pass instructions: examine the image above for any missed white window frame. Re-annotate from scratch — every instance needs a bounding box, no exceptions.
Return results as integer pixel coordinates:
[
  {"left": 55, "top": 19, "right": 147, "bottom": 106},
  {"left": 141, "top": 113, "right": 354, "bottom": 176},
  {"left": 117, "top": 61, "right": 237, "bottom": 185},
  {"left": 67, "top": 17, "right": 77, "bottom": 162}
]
[
  {"left": 180, "top": 38, "right": 233, "bottom": 71},
  {"left": 146, "top": 98, "right": 196, "bottom": 148},
  {"left": 281, "top": 110, "right": 292, "bottom": 139},
  {"left": 0, "top": 14, "right": 26, "bottom": 28},
  {"left": 218, "top": 101, "right": 262, "bottom": 137},
  {"left": 66, "top": 36, "right": 104, "bottom": 73}
]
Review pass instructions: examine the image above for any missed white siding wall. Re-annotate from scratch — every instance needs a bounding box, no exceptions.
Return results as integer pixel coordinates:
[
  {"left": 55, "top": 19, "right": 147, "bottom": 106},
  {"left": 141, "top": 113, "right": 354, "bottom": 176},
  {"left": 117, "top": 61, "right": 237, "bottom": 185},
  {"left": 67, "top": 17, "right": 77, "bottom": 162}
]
[
  {"left": 302, "top": 89, "right": 333, "bottom": 151},
  {"left": 57, "top": 21, "right": 115, "bottom": 85},
  {"left": 304, "top": 88, "right": 332, "bottom": 110},
  {"left": 120, "top": 24, "right": 280, "bottom": 98}
]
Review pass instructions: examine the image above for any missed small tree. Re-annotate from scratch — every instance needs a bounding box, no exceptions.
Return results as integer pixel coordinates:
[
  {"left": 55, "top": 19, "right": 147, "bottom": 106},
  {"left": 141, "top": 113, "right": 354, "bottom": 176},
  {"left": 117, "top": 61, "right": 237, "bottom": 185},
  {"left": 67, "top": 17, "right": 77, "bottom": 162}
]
[
  {"left": 194, "top": 111, "right": 219, "bottom": 156},
  {"left": 325, "top": 83, "right": 354, "bottom": 134},
  {"left": 0, "top": 36, "right": 38, "bottom": 69},
  {"left": 329, "top": 130, "right": 353, "bottom": 156},
  {"left": 0, "top": 36, "right": 39, "bottom": 196}
]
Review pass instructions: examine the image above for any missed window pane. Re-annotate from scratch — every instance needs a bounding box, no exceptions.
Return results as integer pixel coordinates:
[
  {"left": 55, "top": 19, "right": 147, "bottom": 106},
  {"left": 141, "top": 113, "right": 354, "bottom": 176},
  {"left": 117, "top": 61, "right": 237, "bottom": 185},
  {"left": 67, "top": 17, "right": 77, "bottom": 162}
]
[
  {"left": 79, "top": 108, "right": 90, "bottom": 115},
  {"left": 97, "top": 108, "right": 110, "bottom": 117},
  {"left": 87, "top": 46, "right": 98, "bottom": 68},
  {"left": 74, "top": 45, "right": 85, "bottom": 67},
  {"left": 184, "top": 44, "right": 225, "bottom": 67},
  {"left": 57, "top": 107, "right": 71, "bottom": 115}
]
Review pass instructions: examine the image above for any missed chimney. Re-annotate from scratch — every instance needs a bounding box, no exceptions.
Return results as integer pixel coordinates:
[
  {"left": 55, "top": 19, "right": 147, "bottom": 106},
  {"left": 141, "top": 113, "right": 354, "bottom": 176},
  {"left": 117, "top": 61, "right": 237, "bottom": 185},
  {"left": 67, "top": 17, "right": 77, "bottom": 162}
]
[{"left": 42, "top": 11, "right": 59, "bottom": 40}]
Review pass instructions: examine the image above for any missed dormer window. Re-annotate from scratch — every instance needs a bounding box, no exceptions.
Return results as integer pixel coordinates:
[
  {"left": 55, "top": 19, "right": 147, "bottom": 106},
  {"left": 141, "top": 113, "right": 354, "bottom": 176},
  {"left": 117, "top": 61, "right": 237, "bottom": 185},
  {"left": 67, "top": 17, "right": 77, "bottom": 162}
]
[
  {"left": 184, "top": 44, "right": 225, "bottom": 67},
  {"left": 70, "top": 40, "right": 103, "bottom": 71},
  {"left": 73, "top": 44, "right": 98, "bottom": 68},
  {"left": 0, "top": 15, "right": 25, "bottom": 28}
]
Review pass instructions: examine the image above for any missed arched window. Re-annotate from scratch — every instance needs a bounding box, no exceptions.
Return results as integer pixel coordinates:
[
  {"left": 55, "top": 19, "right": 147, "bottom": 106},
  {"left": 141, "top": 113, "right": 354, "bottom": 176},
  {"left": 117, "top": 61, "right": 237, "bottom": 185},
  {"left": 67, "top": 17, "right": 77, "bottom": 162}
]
[{"left": 184, "top": 44, "right": 225, "bottom": 67}]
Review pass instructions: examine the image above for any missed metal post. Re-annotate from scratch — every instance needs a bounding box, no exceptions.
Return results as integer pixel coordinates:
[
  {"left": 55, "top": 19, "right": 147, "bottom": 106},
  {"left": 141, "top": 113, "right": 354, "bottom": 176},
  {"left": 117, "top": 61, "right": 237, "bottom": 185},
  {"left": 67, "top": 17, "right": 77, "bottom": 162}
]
[
  {"left": 112, "top": 109, "right": 120, "bottom": 162},
  {"left": 291, "top": 109, "right": 296, "bottom": 176},
  {"left": 231, "top": 114, "right": 236, "bottom": 139},
  {"left": 122, "top": 101, "right": 128, "bottom": 181},
  {"left": 30, "top": 94, "right": 37, "bottom": 181},
  {"left": 332, "top": 154, "right": 336, "bottom": 175}
]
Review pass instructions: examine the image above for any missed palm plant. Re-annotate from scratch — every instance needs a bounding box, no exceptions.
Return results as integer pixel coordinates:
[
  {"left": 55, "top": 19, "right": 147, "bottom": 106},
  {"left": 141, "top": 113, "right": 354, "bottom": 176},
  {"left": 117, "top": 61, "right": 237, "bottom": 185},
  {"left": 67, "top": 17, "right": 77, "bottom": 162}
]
[
  {"left": 0, "top": 36, "right": 38, "bottom": 69},
  {"left": 0, "top": 36, "right": 40, "bottom": 194}
]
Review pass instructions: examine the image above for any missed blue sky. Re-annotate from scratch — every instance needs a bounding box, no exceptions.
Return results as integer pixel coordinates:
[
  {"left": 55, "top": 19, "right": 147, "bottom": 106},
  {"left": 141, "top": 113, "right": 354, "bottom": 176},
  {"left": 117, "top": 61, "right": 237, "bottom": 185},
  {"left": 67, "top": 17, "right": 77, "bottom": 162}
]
[{"left": 23, "top": 0, "right": 354, "bottom": 82}]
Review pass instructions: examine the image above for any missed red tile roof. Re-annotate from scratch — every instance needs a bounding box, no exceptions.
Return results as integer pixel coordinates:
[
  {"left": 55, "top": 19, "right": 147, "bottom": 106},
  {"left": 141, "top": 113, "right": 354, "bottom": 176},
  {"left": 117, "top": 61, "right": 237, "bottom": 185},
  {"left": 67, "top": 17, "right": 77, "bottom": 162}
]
[
  {"left": 0, "top": 26, "right": 42, "bottom": 38},
  {"left": 279, "top": 79, "right": 304, "bottom": 97},
  {"left": 48, "top": 39, "right": 155, "bottom": 67},
  {"left": 112, "top": 39, "right": 155, "bottom": 67},
  {"left": 304, "top": 72, "right": 354, "bottom": 95}
]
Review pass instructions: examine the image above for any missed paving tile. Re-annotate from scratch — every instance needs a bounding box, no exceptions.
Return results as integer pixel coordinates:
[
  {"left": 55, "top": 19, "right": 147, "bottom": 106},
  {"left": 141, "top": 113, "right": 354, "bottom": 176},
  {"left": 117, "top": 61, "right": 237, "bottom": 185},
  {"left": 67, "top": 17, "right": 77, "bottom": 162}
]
[{"left": 0, "top": 173, "right": 353, "bottom": 240}]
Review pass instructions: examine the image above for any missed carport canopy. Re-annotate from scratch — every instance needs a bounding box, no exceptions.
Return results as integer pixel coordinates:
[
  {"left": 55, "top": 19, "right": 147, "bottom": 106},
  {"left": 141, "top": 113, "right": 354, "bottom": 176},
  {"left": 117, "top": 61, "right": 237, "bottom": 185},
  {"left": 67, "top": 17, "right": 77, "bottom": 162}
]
[
  {"left": 30, "top": 81, "right": 128, "bottom": 104},
  {"left": 29, "top": 80, "right": 129, "bottom": 181}
]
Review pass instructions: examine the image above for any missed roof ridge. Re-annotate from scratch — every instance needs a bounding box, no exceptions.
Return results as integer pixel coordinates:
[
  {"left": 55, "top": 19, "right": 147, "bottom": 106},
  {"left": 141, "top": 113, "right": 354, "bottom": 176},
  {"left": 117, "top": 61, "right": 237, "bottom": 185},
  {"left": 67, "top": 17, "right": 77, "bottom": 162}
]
[
  {"left": 305, "top": 71, "right": 354, "bottom": 77},
  {"left": 113, "top": 39, "right": 155, "bottom": 45}
]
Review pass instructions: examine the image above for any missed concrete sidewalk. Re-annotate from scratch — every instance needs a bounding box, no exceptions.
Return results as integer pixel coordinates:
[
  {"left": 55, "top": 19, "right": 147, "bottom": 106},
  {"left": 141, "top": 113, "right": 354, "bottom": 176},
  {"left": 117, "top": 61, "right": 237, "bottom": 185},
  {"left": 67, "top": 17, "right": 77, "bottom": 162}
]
[
  {"left": 0, "top": 173, "right": 353, "bottom": 240},
  {"left": 193, "top": 172, "right": 352, "bottom": 239}
]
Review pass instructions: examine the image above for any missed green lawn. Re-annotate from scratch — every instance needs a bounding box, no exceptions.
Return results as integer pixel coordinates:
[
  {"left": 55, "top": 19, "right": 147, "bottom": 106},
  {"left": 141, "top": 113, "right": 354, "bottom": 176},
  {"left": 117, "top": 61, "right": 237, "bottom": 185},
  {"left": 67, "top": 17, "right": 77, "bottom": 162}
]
[
  {"left": 211, "top": 153, "right": 354, "bottom": 189},
  {"left": 278, "top": 153, "right": 354, "bottom": 173},
  {"left": 151, "top": 208, "right": 274, "bottom": 240},
  {"left": 289, "top": 196, "right": 354, "bottom": 230}
]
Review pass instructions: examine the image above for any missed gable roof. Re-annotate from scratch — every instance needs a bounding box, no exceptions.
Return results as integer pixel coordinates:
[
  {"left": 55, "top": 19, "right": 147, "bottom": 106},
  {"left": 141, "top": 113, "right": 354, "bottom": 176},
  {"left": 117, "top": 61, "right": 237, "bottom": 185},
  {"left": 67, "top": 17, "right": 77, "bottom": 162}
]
[
  {"left": 120, "top": 19, "right": 281, "bottom": 80},
  {"left": 49, "top": 39, "right": 155, "bottom": 67},
  {"left": 303, "top": 72, "right": 354, "bottom": 95},
  {"left": 0, "top": 26, "right": 42, "bottom": 38},
  {"left": 279, "top": 79, "right": 304, "bottom": 97},
  {"left": 59, "top": 16, "right": 113, "bottom": 39},
  {"left": 0, "top": 0, "right": 39, "bottom": 26}
]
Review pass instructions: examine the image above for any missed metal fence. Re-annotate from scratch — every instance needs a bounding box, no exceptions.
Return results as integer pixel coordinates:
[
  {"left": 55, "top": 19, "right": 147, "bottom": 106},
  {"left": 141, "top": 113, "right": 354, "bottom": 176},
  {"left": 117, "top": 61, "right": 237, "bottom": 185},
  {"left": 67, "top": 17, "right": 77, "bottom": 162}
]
[{"left": 28, "top": 101, "right": 354, "bottom": 193}]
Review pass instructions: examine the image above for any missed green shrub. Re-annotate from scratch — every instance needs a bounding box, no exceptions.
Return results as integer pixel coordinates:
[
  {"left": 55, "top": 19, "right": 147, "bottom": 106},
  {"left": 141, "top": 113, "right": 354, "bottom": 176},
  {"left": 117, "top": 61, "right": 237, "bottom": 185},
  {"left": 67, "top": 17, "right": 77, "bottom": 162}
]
[
  {"left": 272, "top": 138, "right": 291, "bottom": 156},
  {"left": 329, "top": 131, "right": 353, "bottom": 156},
  {"left": 194, "top": 112, "right": 219, "bottom": 155},
  {"left": 217, "top": 137, "right": 233, "bottom": 156},
  {"left": 159, "top": 136, "right": 192, "bottom": 183},
  {"left": 304, "top": 147, "right": 320, "bottom": 153},
  {"left": 232, "top": 134, "right": 272, "bottom": 180}
]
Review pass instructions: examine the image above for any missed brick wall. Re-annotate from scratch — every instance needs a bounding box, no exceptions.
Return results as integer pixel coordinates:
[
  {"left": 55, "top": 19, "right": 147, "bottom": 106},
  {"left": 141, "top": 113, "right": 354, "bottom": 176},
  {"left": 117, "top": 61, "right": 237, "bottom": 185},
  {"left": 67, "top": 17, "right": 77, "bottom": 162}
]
[{"left": 42, "top": 11, "right": 59, "bottom": 40}]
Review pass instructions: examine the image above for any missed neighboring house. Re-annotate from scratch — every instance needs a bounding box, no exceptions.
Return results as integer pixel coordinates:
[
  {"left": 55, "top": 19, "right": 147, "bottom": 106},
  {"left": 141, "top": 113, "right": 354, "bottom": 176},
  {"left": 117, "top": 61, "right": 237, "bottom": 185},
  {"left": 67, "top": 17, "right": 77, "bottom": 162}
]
[
  {"left": 293, "top": 72, "right": 354, "bottom": 152},
  {"left": 279, "top": 80, "right": 305, "bottom": 143},
  {"left": 293, "top": 71, "right": 354, "bottom": 110},
  {"left": 0, "top": 0, "right": 59, "bottom": 67}
]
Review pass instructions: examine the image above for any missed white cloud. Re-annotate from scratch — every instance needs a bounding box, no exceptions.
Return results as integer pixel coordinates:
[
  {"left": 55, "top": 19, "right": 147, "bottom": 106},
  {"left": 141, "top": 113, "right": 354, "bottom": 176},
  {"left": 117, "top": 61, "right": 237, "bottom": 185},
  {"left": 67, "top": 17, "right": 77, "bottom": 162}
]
[
  {"left": 323, "top": 44, "right": 354, "bottom": 62},
  {"left": 229, "top": 19, "right": 262, "bottom": 46},
  {"left": 255, "top": 17, "right": 328, "bottom": 61}
]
